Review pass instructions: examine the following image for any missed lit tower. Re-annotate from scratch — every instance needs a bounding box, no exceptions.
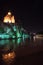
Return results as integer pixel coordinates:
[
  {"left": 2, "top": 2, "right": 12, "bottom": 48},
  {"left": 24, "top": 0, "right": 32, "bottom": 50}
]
[{"left": 3, "top": 12, "right": 15, "bottom": 23}]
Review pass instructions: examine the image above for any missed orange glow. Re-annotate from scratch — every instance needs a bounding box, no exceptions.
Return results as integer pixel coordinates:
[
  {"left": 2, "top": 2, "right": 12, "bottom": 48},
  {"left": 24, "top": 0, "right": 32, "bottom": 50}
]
[
  {"left": 2, "top": 51, "right": 16, "bottom": 62},
  {"left": 3, "top": 12, "right": 15, "bottom": 23},
  {"left": 8, "top": 12, "right": 11, "bottom": 15}
]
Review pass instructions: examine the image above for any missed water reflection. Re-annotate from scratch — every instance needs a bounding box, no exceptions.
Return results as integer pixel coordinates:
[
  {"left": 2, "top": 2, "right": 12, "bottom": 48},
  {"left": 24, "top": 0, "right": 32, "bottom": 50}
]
[
  {"left": 0, "top": 38, "right": 24, "bottom": 46},
  {"left": 0, "top": 38, "right": 23, "bottom": 50},
  {"left": 0, "top": 38, "right": 26, "bottom": 52},
  {"left": 17, "top": 38, "right": 22, "bottom": 44},
  {"left": 29, "top": 36, "right": 43, "bottom": 47},
  {"left": 0, "top": 38, "right": 26, "bottom": 65},
  {"left": 0, "top": 37, "right": 43, "bottom": 65},
  {"left": 2, "top": 51, "right": 16, "bottom": 64}
]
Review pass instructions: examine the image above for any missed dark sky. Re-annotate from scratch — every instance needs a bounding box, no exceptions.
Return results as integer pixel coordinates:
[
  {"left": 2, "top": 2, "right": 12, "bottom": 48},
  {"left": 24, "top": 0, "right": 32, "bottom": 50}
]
[{"left": 0, "top": 0, "right": 43, "bottom": 32}]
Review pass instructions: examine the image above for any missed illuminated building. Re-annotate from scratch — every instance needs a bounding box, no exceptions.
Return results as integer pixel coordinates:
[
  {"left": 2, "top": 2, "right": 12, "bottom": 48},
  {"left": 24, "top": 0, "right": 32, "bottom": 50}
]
[
  {"left": 0, "top": 12, "right": 29, "bottom": 39},
  {"left": 3, "top": 12, "right": 15, "bottom": 23}
]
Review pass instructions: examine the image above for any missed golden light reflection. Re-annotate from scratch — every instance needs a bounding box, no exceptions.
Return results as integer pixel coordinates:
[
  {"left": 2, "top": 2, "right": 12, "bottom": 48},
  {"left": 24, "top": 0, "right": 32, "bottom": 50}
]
[
  {"left": 2, "top": 51, "right": 16, "bottom": 62},
  {"left": 3, "top": 12, "right": 15, "bottom": 23}
]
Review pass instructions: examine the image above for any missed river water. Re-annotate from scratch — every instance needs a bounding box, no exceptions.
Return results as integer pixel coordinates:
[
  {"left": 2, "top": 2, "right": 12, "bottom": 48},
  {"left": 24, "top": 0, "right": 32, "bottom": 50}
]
[{"left": 0, "top": 37, "right": 43, "bottom": 65}]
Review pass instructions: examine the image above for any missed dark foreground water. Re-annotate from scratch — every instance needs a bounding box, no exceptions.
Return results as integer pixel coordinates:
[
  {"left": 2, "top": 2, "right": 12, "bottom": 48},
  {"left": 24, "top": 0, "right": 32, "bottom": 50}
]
[{"left": 0, "top": 37, "right": 43, "bottom": 65}]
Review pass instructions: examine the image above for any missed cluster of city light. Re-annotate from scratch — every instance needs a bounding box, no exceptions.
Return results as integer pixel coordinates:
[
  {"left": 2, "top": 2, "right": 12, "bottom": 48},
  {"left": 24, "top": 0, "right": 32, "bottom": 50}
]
[
  {"left": 33, "top": 34, "right": 43, "bottom": 39},
  {"left": 3, "top": 12, "right": 15, "bottom": 23}
]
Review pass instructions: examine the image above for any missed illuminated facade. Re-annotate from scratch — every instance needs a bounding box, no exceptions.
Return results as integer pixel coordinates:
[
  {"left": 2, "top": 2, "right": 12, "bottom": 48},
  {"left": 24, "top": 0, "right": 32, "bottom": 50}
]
[
  {"left": 3, "top": 12, "right": 15, "bottom": 23},
  {"left": 0, "top": 12, "right": 29, "bottom": 39}
]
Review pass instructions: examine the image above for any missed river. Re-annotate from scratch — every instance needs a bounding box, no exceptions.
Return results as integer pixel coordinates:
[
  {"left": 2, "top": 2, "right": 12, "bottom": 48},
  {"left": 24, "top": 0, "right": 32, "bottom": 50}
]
[{"left": 0, "top": 37, "right": 43, "bottom": 65}]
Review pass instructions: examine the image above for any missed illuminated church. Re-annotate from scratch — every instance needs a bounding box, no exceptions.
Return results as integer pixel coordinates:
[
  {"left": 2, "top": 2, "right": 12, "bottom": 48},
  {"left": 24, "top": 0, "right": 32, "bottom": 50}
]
[
  {"left": 3, "top": 12, "right": 15, "bottom": 23},
  {"left": 0, "top": 12, "right": 29, "bottom": 39}
]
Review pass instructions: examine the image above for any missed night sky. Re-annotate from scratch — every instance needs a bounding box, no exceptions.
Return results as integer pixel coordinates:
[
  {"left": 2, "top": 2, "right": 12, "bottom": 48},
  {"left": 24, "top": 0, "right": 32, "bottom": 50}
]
[{"left": 0, "top": 0, "right": 43, "bottom": 32}]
